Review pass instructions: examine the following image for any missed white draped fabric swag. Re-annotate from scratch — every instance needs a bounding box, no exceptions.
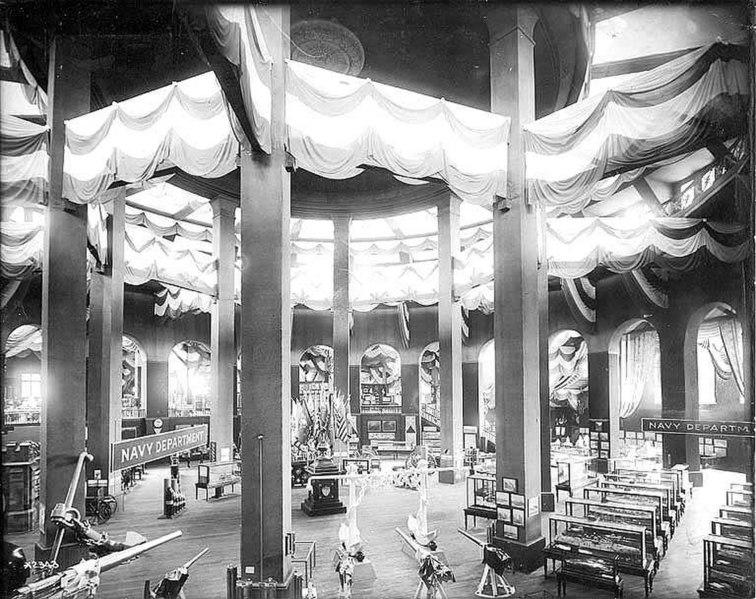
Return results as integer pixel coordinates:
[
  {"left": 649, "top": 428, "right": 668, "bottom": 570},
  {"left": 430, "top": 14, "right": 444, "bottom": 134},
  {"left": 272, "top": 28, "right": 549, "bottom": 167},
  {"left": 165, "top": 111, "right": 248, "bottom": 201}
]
[
  {"left": 524, "top": 42, "right": 748, "bottom": 214},
  {"left": 205, "top": 5, "right": 510, "bottom": 206},
  {"left": 63, "top": 72, "right": 240, "bottom": 203}
]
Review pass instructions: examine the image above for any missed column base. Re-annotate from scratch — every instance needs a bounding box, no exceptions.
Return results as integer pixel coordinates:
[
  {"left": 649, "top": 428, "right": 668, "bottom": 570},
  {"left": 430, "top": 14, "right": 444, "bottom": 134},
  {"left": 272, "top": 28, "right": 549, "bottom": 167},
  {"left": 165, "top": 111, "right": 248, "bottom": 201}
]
[
  {"left": 540, "top": 492, "right": 555, "bottom": 513},
  {"left": 301, "top": 496, "right": 346, "bottom": 517},
  {"left": 595, "top": 458, "right": 610, "bottom": 474},
  {"left": 235, "top": 571, "right": 302, "bottom": 599},
  {"left": 35, "top": 540, "right": 89, "bottom": 570},
  {"left": 492, "top": 535, "right": 546, "bottom": 573},
  {"left": 351, "top": 558, "right": 378, "bottom": 596}
]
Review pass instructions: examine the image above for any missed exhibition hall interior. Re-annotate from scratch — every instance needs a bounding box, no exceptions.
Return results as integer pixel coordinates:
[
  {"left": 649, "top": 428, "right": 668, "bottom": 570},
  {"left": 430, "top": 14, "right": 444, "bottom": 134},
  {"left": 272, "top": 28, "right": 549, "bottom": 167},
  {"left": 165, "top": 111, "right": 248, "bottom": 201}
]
[{"left": 1, "top": 2, "right": 754, "bottom": 598}]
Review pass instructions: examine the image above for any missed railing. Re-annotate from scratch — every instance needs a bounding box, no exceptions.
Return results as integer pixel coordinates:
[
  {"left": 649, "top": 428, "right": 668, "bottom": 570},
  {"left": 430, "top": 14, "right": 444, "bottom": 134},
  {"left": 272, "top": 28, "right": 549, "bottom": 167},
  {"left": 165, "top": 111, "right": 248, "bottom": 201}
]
[{"left": 664, "top": 137, "right": 747, "bottom": 216}]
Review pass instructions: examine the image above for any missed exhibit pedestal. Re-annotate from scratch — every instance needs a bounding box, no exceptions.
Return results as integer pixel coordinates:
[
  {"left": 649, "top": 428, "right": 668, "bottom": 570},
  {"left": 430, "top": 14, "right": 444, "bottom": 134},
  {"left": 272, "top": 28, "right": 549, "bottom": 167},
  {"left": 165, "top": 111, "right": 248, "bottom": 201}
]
[
  {"left": 351, "top": 559, "right": 378, "bottom": 596},
  {"left": 301, "top": 453, "right": 346, "bottom": 517},
  {"left": 491, "top": 536, "right": 545, "bottom": 573},
  {"left": 232, "top": 572, "right": 302, "bottom": 599}
]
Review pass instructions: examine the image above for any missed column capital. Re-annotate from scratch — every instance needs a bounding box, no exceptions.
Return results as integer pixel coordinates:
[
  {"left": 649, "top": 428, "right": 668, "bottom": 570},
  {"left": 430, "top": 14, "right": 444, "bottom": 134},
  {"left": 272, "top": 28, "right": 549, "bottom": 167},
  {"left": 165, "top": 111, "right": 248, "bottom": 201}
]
[
  {"left": 485, "top": 5, "right": 540, "bottom": 48},
  {"left": 211, "top": 194, "right": 238, "bottom": 218},
  {"left": 437, "top": 193, "right": 462, "bottom": 217}
]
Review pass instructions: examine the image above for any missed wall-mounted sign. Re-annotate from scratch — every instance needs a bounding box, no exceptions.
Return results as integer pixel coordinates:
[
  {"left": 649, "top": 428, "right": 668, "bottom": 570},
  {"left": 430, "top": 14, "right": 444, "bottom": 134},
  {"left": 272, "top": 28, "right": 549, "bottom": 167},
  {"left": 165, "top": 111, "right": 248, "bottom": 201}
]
[
  {"left": 642, "top": 418, "right": 754, "bottom": 437},
  {"left": 111, "top": 424, "right": 208, "bottom": 470}
]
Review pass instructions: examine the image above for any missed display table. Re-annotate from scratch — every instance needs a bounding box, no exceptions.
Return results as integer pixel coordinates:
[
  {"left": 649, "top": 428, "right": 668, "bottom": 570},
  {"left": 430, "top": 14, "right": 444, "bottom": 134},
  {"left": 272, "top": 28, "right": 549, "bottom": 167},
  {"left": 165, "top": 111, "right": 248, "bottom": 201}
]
[{"left": 195, "top": 461, "right": 240, "bottom": 500}]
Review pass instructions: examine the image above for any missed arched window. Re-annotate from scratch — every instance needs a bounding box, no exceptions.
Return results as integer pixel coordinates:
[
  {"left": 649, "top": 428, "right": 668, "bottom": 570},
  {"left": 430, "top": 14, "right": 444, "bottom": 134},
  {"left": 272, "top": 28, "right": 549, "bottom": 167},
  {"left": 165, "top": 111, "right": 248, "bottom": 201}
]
[
  {"left": 168, "top": 341, "right": 211, "bottom": 416},
  {"left": 2, "top": 325, "right": 42, "bottom": 425},
  {"left": 122, "top": 335, "right": 147, "bottom": 417},
  {"left": 549, "top": 330, "right": 589, "bottom": 447},
  {"left": 360, "top": 343, "right": 401, "bottom": 412},
  {"left": 478, "top": 340, "right": 495, "bottom": 449},
  {"left": 696, "top": 306, "right": 744, "bottom": 406},
  {"left": 299, "top": 345, "right": 333, "bottom": 415},
  {"left": 611, "top": 320, "right": 662, "bottom": 459}
]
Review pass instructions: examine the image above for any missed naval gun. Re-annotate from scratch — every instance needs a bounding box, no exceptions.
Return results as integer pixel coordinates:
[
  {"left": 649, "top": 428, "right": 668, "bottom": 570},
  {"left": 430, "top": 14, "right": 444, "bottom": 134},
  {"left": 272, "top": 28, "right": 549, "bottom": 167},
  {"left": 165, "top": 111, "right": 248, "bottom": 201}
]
[{"left": 11, "top": 530, "right": 183, "bottom": 599}]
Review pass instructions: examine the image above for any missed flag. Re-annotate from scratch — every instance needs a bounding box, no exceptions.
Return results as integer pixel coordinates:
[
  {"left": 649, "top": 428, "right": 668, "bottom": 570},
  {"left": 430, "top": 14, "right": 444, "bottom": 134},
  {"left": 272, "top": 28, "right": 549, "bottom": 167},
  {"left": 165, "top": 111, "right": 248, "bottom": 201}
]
[{"left": 334, "top": 391, "right": 353, "bottom": 443}]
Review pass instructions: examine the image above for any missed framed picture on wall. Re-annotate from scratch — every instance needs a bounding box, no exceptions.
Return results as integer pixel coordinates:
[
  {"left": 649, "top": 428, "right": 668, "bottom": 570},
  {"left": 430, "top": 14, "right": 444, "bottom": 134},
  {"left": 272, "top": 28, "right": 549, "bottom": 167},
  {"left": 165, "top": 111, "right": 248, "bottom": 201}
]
[
  {"left": 496, "top": 491, "right": 510, "bottom": 507},
  {"left": 511, "top": 508, "right": 525, "bottom": 526},
  {"left": 501, "top": 477, "right": 518, "bottom": 493},
  {"left": 600, "top": 441, "right": 610, "bottom": 451},
  {"left": 497, "top": 507, "right": 511, "bottom": 523},
  {"left": 599, "top": 432, "right": 609, "bottom": 441},
  {"left": 382, "top": 420, "right": 397, "bottom": 432},
  {"left": 367, "top": 420, "right": 382, "bottom": 433},
  {"left": 510, "top": 493, "right": 525, "bottom": 509},
  {"left": 501, "top": 524, "right": 518, "bottom": 540}
]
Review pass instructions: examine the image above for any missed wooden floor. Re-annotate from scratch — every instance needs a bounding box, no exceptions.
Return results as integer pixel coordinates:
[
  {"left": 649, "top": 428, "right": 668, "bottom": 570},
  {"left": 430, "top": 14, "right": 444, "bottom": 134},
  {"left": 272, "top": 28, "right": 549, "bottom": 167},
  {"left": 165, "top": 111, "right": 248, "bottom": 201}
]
[{"left": 7, "top": 465, "right": 749, "bottom": 599}]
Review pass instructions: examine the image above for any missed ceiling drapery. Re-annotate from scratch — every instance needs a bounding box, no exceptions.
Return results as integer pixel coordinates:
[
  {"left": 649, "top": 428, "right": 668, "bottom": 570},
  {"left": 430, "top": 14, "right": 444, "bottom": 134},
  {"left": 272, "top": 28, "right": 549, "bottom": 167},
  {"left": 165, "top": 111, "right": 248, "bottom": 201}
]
[
  {"left": 205, "top": 5, "right": 510, "bottom": 206},
  {"left": 63, "top": 72, "right": 240, "bottom": 203},
  {"left": 3, "top": 324, "right": 42, "bottom": 358},
  {"left": 524, "top": 42, "right": 748, "bottom": 214}
]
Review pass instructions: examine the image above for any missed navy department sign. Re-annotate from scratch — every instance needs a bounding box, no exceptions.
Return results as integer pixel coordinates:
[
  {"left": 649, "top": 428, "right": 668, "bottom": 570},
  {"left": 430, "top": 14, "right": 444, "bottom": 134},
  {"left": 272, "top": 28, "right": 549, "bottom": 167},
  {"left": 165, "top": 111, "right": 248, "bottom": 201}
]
[
  {"left": 111, "top": 424, "right": 208, "bottom": 470},
  {"left": 642, "top": 418, "right": 754, "bottom": 437}
]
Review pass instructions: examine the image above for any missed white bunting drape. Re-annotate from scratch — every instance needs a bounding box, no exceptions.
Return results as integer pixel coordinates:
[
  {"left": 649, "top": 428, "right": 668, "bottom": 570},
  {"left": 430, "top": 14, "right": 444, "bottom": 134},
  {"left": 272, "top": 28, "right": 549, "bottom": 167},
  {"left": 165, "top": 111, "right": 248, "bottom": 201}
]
[
  {"left": 205, "top": 5, "right": 510, "bottom": 206},
  {"left": 63, "top": 72, "right": 240, "bottom": 203},
  {"left": 524, "top": 42, "right": 749, "bottom": 213}
]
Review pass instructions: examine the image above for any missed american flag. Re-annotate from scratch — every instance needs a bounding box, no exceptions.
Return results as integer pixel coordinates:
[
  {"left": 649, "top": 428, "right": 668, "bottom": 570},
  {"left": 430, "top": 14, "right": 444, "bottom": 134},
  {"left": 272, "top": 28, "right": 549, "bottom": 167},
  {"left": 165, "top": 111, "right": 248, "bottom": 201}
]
[{"left": 333, "top": 391, "right": 353, "bottom": 443}]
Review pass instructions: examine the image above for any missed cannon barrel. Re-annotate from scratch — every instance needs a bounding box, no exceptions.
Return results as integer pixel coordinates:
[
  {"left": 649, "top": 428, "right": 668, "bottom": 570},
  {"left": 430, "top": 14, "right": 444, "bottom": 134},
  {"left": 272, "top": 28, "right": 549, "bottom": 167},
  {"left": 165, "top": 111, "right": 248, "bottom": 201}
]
[
  {"left": 457, "top": 528, "right": 485, "bottom": 547},
  {"left": 181, "top": 547, "right": 209, "bottom": 571},
  {"left": 100, "top": 530, "right": 183, "bottom": 572},
  {"left": 14, "top": 531, "right": 183, "bottom": 597}
]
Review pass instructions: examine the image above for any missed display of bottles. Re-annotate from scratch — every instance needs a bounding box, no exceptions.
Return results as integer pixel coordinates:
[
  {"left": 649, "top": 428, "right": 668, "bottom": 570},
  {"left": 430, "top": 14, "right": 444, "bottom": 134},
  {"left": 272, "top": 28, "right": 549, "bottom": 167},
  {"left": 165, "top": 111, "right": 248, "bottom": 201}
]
[{"left": 163, "top": 478, "right": 186, "bottom": 518}]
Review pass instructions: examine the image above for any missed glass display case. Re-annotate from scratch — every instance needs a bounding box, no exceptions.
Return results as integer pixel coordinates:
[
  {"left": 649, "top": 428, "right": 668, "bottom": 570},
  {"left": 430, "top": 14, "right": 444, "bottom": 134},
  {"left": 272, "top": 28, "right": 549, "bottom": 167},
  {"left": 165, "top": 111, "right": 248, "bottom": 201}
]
[
  {"left": 463, "top": 473, "right": 497, "bottom": 528},
  {"left": 554, "top": 456, "right": 597, "bottom": 500},
  {"left": 700, "top": 534, "right": 754, "bottom": 598}
]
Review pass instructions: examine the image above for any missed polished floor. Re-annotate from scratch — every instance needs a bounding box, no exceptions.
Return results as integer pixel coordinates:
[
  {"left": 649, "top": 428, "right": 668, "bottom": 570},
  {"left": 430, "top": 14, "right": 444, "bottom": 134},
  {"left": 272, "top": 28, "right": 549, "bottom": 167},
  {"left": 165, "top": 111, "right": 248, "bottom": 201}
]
[{"left": 7, "top": 464, "right": 750, "bottom": 599}]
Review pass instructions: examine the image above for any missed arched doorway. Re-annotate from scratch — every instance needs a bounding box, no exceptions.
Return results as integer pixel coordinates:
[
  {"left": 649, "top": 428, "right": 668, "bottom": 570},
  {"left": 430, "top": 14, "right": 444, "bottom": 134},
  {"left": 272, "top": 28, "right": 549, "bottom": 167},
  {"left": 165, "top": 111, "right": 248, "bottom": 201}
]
[
  {"left": 360, "top": 343, "right": 402, "bottom": 445},
  {"left": 2, "top": 324, "right": 42, "bottom": 425},
  {"left": 549, "top": 330, "right": 589, "bottom": 449},
  {"left": 299, "top": 344, "right": 334, "bottom": 419},
  {"left": 688, "top": 303, "right": 748, "bottom": 474},
  {"left": 478, "top": 340, "right": 495, "bottom": 451},
  {"left": 121, "top": 335, "right": 147, "bottom": 417},
  {"left": 168, "top": 341, "right": 211, "bottom": 416},
  {"left": 419, "top": 342, "right": 440, "bottom": 454},
  {"left": 609, "top": 320, "right": 662, "bottom": 464}
]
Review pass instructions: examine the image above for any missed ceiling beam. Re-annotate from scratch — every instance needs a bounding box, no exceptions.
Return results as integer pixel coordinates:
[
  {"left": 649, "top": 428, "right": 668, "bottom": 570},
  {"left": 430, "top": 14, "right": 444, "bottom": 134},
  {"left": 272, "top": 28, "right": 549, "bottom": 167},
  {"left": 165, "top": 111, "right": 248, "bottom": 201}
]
[
  {"left": 591, "top": 46, "right": 699, "bottom": 80},
  {"left": 632, "top": 178, "right": 665, "bottom": 216}
]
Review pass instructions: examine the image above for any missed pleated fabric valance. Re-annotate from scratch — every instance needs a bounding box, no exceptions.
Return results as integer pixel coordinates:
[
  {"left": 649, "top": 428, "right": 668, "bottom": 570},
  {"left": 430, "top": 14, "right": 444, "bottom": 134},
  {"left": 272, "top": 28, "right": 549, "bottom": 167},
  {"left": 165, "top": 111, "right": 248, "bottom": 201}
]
[
  {"left": 206, "top": 5, "right": 510, "bottom": 206},
  {"left": 524, "top": 42, "right": 749, "bottom": 214},
  {"left": 1, "top": 115, "right": 48, "bottom": 207},
  {"left": 63, "top": 72, "right": 240, "bottom": 203}
]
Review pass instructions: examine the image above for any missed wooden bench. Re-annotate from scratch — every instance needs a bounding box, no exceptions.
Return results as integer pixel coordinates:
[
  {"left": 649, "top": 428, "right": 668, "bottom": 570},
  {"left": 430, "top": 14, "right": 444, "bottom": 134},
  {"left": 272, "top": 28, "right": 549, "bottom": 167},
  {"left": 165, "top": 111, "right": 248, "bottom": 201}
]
[
  {"left": 195, "top": 462, "right": 240, "bottom": 500},
  {"left": 557, "top": 555, "right": 623, "bottom": 598},
  {"left": 544, "top": 514, "right": 655, "bottom": 596}
]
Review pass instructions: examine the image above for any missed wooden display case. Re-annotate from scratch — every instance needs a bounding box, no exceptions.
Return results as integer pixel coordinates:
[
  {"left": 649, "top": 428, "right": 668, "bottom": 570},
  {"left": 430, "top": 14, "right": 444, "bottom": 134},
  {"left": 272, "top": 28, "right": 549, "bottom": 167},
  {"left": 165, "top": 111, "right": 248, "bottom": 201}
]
[
  {"left": 710, "top": 517, "right": 753, "bottom": 543},
  {"left": 544, "top": 513, "right": 655, "bottom": 596},
  {"left": 719, "top": 505, "right": 753, "bottom": 525},
  {"left": 565, "top": 497, "right": 664, "bottom": 561},
  {"left": 583, "top": 486, "right": 670, "bottom": 546},
  {"left": 699, "top": 534, "right": 754, "bottom": 598},
  {"left": 554, "top": 456, "right": 597, "bottom": 500},
  {"left": 463, "top": 473, "right": 497, "bottom": 528},
  {"left": 599, "top": 479, "right": 677, "bottom": 530},
  {"left": 726, "top": 489, "right": 753, "bottom": 508}
]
